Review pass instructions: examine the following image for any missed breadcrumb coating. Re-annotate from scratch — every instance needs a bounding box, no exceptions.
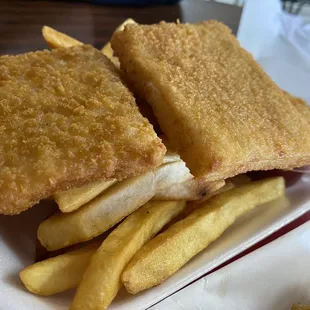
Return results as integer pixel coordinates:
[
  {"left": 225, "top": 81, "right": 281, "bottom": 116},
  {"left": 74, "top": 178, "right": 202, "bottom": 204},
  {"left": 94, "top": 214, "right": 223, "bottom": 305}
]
[
  {"left": 111, "top": 21, "right": 310, "bottom": 181},
  {"left": 0, "top": 45, "right": 165, "bottom": 214}
]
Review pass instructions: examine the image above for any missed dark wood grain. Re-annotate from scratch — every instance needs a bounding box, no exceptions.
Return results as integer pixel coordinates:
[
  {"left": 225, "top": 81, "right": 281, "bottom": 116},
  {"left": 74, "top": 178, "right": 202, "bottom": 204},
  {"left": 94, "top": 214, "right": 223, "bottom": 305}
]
[{"left": 0, "top": 0, "right": 242, "bottom": 55}]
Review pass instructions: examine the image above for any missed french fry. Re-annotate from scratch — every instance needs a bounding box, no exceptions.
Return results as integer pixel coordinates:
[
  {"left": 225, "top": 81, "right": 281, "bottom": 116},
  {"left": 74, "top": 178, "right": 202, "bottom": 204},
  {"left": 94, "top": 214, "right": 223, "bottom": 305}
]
[
  {"left": 35, "top": 227, "right": 114, "bottom": 263},
  {"left": 101, "top": 18, "right": 137, "bottom": 67},
  {"left": 70, "top": 200, "right": 186, "bottom": 310},
  {"left": 153, "top": 179, "right": 225, "bottom": 201},
  {"left": 196, "top": 180, "right": 235, "bottom": 203},
  {"left": 167, "top": 181, "right": 236, "bottom": 228},
  {"left": 20, "top": 242, "right": 100, "bottom": 296},
  {"left": 38, "top": 171, "right": 156, "bottom": 251},
  {"left": 54, "top": 179, "right": 117, "bottom": 213},
  {"left": 122, "top": 177, "right": 285, "bottom": 294},
  {"left": 38, "top": 161, "right": 192, "bottom": 251},
  {"left": 23, "top": 201, "right": 185, "bottom": 298},
  {"left": 186, "top": 175, "right": 248, "bottom": 205},
  {"left": 42, "top": 19, "right": 137, "bottom": 67},
  {"left": 42, "top": 26, "right": 83, "bottom": 49}
]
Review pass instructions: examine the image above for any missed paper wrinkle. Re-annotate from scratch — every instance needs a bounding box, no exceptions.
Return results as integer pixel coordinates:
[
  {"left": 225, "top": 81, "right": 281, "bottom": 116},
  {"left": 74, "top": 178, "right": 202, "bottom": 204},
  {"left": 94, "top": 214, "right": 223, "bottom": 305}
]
[
  {"left": 279, "top": 12, "right": 310, "bottom": 64},
  {"left": 152, "top": 222, "right": 310, "bottom": 310}
]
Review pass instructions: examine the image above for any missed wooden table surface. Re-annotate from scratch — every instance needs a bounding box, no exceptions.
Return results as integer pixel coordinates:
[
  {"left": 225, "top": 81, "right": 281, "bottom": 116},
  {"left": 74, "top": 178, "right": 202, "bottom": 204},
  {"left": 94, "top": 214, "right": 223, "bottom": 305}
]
[
  {"left": 1, "top": 0, "right": 309, "bottom": 306},
  {"left": 1, "top": 0, "right": 242, "bottom": 55}
]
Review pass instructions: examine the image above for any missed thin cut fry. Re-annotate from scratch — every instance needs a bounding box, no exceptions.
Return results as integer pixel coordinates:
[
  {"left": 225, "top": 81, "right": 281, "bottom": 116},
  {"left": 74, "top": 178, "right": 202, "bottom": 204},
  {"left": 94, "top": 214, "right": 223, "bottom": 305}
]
[
  {"left": 20, "top": 242, "right": 100, "bottom": 296},
  {"left": 42, "top": 26, "right": 83, "bottom": 49},
  {"left": 42, "top": 21, "right": 137, "bottom": 67},
  {"left": 38, "top": 161, "right": 192, "bottom": 251},
  {"left": 161, "top": 181, "right": 235, "bottom": 230},
  {"left": 54, "top": 179, "right": 117, "bottom": 213},
  {"left": 70, "top": 200, "right": 186, "bottom": 310},
  {"left": 122, "top": 177, "right": 285, "bottom": 294},
  {"left": 195, "top": 180, "right": 235, "bottom": 204}
]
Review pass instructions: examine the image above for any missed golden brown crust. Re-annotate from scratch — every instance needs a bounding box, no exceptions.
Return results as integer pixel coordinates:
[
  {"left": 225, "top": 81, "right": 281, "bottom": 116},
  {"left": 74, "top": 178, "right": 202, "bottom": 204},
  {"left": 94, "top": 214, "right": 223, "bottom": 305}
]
[
  {"left": 111, "top": 21, "right": 310, "bottom": 180},
  {"left": 0, "top": 45, "right": 165, "bottom": 214},
  {"left": 284, "top": 91, "right": 310, "bottom": 124}
]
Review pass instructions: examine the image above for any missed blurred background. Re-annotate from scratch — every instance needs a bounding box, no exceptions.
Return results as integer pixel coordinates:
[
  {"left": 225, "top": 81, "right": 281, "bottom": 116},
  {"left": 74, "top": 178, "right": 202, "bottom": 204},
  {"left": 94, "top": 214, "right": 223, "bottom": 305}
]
[
  {"left": 1, "top": 0, "right": 309, "bottom": 54},
  {"left": 0, "top": 0, "right": 242, "bottom": 54}
]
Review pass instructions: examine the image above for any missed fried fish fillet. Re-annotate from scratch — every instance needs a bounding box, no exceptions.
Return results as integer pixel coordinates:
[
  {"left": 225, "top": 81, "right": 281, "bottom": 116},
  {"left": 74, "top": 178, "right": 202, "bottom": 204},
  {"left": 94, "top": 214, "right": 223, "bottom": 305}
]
[
  {"left": 0, "top": 45, "right": 165, "bottom": 214},
  {"left": 111, "top": 21, "right": 310, "bottom": 181},
  {"left": 285, "top": 91, "right": 310, "bottom": 124}
]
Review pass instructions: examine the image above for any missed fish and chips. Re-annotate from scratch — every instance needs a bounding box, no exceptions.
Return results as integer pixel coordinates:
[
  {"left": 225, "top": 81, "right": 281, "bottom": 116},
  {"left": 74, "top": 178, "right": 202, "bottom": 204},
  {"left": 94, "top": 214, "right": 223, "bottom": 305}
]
[{"left": 0, "top": 18, "right": 307, "bottom": 310}]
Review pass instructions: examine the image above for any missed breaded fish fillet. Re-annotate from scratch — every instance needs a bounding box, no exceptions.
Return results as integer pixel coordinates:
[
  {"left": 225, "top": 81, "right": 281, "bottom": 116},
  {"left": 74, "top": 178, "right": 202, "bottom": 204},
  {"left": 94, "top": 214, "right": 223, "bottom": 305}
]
[
  {"left": 111, "top": 21, "right": 310, "bottom": 181},
  {"left": 285, "top": 92, "right": 310, "bottom": 124},
  {"left": 0, "top": 45, "right": 165, "bottom": 214}
]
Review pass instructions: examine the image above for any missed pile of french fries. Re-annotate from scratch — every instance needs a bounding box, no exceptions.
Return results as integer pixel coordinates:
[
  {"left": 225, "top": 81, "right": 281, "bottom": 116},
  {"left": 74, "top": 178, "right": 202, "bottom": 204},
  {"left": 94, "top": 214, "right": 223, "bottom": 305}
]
[{"left": 19, "top": 21, "right": 286, "bottom": 310}]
